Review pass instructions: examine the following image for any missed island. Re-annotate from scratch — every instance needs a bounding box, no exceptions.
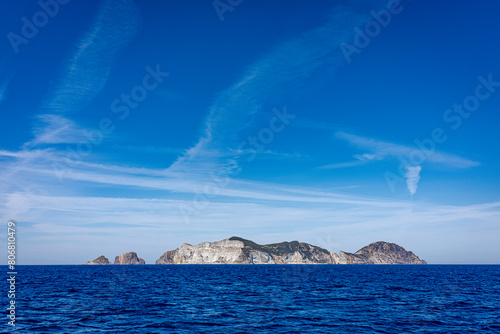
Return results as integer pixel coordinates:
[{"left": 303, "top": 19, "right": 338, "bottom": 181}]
[
  {"left": 155, "top": 237, "right": 426, "bottom": 264},
  {"left": 336, "top": 241, "right": 427, "bottom": 264},
  {"left": 114, "top": 252, "right": 146, "bottom": 265},
  {"left": 84, "top": 255, "right": 111, "bottom": 265}
]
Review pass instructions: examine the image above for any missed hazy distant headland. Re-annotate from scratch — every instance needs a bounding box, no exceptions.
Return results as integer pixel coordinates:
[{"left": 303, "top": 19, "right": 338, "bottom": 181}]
[{"left": 84, "top": 237, "right": 426, "bottom": 265}]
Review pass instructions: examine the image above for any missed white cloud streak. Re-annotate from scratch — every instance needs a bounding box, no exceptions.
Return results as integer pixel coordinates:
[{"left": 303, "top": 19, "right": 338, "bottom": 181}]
[
  {"left": 23, "top": 114, "right": 87, "bottom": 148},
  {"left": 168, "top": 4, "right": 386, "bottom": 174},
  {"left": 318, "top": 160, "right": 368, "bottom": 170},
  {"left": 23, "top": 0, "right": 140, "bottom": 149},
  {"left": 334, "top": 131, "right": 480, "bottom": 168},
  {"left": 42, "top": 0, "right": 139, "bottom": 115},
  {"left": 405, "top": 166, "right": 422, "bottom": 196}
]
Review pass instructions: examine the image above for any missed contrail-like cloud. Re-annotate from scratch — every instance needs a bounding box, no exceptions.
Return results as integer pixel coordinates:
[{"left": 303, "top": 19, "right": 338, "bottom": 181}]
[
  {"left": 24, "top": 0, "right": 140, "bottom": 148},
  {"left": 168, "top": 2, "right": 386, "bottom": 175},
  {"left": 43, "top": 0, "right": 139, "bottom": 115},
  {"left": 405, "top": 166, "right": 422, "bottom": 196}
]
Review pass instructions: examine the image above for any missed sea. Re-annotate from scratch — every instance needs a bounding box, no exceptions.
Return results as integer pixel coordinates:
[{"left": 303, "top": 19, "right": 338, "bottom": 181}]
[{"left": 3, "top": 265, "right": 500, "bottom": 333}]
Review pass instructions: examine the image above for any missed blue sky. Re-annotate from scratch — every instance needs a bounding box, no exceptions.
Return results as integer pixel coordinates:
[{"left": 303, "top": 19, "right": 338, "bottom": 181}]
[{"left": 1, "top": 0, "right": 499, "bottom": 264}]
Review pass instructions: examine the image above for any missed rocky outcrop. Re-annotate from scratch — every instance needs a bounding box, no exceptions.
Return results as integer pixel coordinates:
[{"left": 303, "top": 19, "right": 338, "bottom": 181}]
[
  {"left": 114, "top": 252, "right": 145, "bottom": 265},
  {"left": 156, "top": 236, "right": 333, "bottom": 264},
  {"left": 330, "top": 251, "right": 341, "bottom": 264},
  {"left": 84, "top": 255, "right": 111, "bottom": 265},
  {"left": 335, "top": 241, "right": 427, "bottom": 264}
]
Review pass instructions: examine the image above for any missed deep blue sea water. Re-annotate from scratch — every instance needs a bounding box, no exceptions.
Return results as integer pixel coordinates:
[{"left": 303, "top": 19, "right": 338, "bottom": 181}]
[{"left": 2, "top": 265, "right": 500, "bottom": 333}]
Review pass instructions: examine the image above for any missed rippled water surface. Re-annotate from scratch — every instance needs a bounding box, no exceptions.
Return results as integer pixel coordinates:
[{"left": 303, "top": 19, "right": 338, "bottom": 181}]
[{"left": 4, "top": 265, "right": 500, "bottom": 333}]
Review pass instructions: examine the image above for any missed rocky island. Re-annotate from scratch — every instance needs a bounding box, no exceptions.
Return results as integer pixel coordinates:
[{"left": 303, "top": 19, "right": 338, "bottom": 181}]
[
  {"left": 114, "top": 252, "right": 145, "bottom": 265},
  {"left": 84, "top": 255, "right": 111, "bottom": 265},
  {"left": 336, "top": 241, "right": 426, "bottom": 264},
  {"left": 155, "top": 237, "right": 426, "bottom": 265}
]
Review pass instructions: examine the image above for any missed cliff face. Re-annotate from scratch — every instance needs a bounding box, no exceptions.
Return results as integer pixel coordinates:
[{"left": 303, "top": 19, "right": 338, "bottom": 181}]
[
  {"left": 155, "top": 237, "right": 333, "bottom": 264},
  {"left": 156, "top": 239, "right": 249, "bottom": 264},
  {"left": 336, "top": 241, "right": 427, "bottom": 264},
  {"left": 84, "top": 255, "right": 111, "bottom": 265},
  {"left": 114, "top": 252, "right": 146, "bottom": 265}
]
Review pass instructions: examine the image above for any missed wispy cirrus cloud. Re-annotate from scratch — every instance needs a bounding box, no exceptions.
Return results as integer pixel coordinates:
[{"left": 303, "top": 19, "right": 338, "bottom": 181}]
[
  {"left": 333, "top": 131, "right": 480, "bottom": 168},
  {"left": 0, "top": 150, "right": 49, "bottom": 159},
  {"left": 42, "top": 0, "right": 139, "bottom": 115},
  {"left": 2, "top": 149, "right": 410, "bottom": 208},
  {"left": 22, "top": 0, "right": 139, "bottom": 149},
  {"left": 3, "top": 188, "right": 500, "bottom": 238},
  {"left": 168, "top": 3, "right": 388, "bottom": 174},
  {"left": 23, "top": 114, "right": 87, "bottom": 148},
  {"left": 318, "top": 160, "right": 368, "bottom": 170}
]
